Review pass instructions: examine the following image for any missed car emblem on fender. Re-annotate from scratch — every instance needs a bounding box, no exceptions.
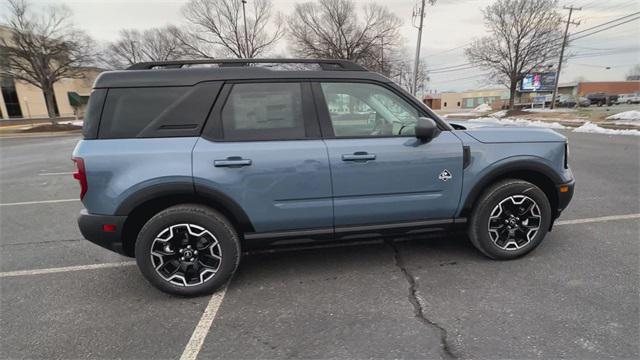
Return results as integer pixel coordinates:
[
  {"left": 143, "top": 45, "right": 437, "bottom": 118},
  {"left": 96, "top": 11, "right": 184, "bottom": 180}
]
[{"left": 439, "top": 169, "right": 452, "bottom": 181}]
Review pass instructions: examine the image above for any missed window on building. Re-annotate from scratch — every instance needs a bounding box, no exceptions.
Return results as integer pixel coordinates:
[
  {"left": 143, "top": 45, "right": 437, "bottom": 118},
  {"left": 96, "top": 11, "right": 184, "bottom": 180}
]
[
  {"left": 0, "top": 75, "right": 23, "bottom": 118},
  {"left": 444, "top": 102, "right": 448, "bottom": 107},
  {"left": 221, "top": 82, "right": 306, "bottom": 140},
  {"left": 465, "top": 98, "right": 474, "bottom": 108},
  {"left": 457, "top": 101, "right": 461, "bottom": 107}
]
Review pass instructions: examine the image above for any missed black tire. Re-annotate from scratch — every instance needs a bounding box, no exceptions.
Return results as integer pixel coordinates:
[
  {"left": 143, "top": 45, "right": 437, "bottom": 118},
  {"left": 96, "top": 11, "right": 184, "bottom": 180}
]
[
  {"left": 468, "top": 179, "right": 551, "bottom": 260},
  {"left": 135, "top": 204, "right": 241, "bottom": 297}
]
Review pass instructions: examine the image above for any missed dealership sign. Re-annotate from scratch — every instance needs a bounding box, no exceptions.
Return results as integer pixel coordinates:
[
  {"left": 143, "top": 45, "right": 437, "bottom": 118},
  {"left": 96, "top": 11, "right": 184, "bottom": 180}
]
[{"left": 520, "top": 72, "right": 557, "bottom": 92}]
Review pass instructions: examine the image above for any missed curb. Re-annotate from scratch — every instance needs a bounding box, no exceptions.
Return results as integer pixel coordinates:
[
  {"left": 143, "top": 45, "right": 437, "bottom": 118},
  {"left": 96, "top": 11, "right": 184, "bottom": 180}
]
[{"left": 0, "top": 131, "right": 81, "bottom": 139}]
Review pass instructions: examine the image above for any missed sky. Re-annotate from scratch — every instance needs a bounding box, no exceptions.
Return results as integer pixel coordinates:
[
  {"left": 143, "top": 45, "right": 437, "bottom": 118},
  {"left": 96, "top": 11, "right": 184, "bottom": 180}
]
[{"left": 5, "top": 0, "right": 640, "bottom": 92}]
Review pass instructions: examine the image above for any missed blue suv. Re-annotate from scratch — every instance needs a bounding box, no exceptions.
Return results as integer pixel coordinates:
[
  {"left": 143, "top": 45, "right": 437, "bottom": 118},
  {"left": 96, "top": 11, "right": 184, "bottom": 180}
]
[{"left": 73, "top": 59, "right": 574, "bottom": 296}]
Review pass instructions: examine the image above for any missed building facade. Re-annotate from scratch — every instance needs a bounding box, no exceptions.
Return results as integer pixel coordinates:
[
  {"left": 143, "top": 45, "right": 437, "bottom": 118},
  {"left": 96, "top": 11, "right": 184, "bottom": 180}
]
[
  {"left": 0, "top": 25, "right": 103, "bottom": 120},
  {"left": 425, "top": 88, "right": 510, "bottom": 111}
]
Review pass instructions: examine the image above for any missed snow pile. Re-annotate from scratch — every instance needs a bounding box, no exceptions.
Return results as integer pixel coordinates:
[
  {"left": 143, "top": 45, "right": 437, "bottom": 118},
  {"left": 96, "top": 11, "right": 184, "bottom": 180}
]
[
  {"left": 490, "top": 110, "right": 508, "bottom": 118},
  {"left": 467, "top": 117, "right": 568, "bottom": 129},
  {"left": 60, "top": 120, "right": 84, "bottom": 126},
  {"left": 573, "top": 122, "right": 640, "bottom": 136},
  {"left": 473, "top": 103, "right": 492, "bottom": 112},
  {"left": 605, "top": 111, "right": 640, "bottom": 126}
]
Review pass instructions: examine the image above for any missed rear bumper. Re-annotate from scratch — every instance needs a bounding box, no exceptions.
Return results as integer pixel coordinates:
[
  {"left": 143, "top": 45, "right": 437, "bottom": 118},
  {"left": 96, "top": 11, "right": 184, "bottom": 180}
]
[{"left": 78, "top": 210, "right": 128, "bottom": 256}]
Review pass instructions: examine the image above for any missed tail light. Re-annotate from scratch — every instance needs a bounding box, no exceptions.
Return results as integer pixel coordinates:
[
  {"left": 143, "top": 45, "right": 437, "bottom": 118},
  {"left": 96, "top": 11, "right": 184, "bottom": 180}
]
[{"left": 72, "top": 157, "right": 87, "bottom": 199}]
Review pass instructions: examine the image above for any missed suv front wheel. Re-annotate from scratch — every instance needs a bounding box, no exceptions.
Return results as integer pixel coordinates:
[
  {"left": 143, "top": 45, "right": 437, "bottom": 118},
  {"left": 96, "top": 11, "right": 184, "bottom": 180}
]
[
  {"left": 468, "top": 179, "right": 551, "bottom": 259},
  {"left": 135, "top": 204, "right": 241, "bottom": 296}
]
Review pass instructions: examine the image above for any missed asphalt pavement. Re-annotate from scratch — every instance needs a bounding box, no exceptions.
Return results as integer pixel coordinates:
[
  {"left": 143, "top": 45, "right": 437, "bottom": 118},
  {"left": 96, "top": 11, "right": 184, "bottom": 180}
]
[{"left": 1, "top": 131, "right": 638, "bottom": 359}]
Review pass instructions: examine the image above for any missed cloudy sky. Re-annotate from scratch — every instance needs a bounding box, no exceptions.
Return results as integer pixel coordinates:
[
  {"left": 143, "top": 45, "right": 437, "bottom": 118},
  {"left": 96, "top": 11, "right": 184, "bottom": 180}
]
[{"left": 7, "top": 0, "right": 640, "bottom": 92}]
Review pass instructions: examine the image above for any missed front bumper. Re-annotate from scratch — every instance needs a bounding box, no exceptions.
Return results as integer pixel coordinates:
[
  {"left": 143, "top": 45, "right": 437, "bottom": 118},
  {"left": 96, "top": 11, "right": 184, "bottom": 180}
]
[
  {"left": 78, "top": 209, "right": 128, "bottom": 256},
  {"left": 554, "top": 178, "right": 575, "bottom": 220}
]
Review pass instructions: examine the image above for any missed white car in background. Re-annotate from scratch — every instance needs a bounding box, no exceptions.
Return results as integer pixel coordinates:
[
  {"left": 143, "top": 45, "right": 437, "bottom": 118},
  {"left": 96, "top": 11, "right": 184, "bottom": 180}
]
[{"left": 616, "top": 93, "right": 640, "bottom": 104}]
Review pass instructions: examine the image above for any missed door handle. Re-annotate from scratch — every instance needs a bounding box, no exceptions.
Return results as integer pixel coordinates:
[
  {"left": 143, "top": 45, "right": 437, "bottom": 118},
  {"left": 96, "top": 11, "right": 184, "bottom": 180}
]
[
  {"left": 214, "top": 157, "right": 252, "bottom": 167},
  {"left": 342, "top": 152, "right": 376, "bottom": 162}
]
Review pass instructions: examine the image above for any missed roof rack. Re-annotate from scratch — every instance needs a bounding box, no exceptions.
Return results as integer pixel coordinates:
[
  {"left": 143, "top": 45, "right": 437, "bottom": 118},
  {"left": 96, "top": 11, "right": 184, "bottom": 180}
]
[{"left": 126, "top": 58, "right": 367, "bottom": 71}]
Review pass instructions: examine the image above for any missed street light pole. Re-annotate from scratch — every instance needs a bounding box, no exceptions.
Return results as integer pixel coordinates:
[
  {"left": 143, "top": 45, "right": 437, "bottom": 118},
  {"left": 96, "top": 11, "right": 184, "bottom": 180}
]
[
  {"left": 550, "top": 5, "right": 581, "bottom": 109},
  {"left": 241, "top": 0, "right": 249, "bottom": 58}
]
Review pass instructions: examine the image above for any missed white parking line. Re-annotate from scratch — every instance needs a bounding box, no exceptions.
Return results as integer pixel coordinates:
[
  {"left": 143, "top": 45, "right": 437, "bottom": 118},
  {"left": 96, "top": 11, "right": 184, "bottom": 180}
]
[
  {"left": 555, "top": 213, "right": 640, "bottom": 226},
  {"left": 38, "top": 172, "right": 74, "bottom": 176},
  {"left": 180, "top": 286, "right": 228, "bottom": 360},
  {"left": 0, "top": 261, "right": 136, "bottom": 278},
  {"left": 0, "top": 198, "right": 79, "bottom": 207},
  {"left": 0, "top": 212, "right": 638, "bottom": 360}
]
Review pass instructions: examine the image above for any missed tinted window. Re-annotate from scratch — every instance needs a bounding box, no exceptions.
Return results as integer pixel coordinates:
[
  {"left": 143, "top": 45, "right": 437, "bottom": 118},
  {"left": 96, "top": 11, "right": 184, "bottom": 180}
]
[
  {"left": 82, "top": 89, "right": 107, "bottom": 139},
  {"left": 99, "top": 87, "right": 188, "bottom": 138},
  {"left": 221, "top": 83, "right": 305, "bottom": 140},
  {"left": 320, "top": 82, "right": 419, "bottom": 137}
]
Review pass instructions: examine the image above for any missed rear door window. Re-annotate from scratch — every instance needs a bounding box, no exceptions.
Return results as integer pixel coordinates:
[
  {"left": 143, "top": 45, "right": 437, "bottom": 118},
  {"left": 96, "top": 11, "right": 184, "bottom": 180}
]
[{"left": 220, "top": 83, "right": 306, "bottom": 141}]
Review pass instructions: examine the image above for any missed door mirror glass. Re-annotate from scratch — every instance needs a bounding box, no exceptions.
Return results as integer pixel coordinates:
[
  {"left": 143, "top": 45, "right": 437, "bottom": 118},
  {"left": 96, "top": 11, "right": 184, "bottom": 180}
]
[{"left": 415, "top": 117, "right": 441, "bottom": 142}]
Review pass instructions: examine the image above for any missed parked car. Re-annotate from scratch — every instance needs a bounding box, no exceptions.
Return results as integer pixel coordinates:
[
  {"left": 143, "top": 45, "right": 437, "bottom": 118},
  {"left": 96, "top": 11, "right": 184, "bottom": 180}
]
[
  {"left": 577, "top": 97, "right": 591, "bottom": 107},
  {"left": 555, "top": 94, "right": 578, "bottom": 108},
  {"left": 73, "top": 59, "right": 575, "bottom": 296},
  {"left": 616, "top": 93, "right": 640, "bottom": 104},
  {"left": 586, "top": 92, "right": 618, "bottom": 106}
]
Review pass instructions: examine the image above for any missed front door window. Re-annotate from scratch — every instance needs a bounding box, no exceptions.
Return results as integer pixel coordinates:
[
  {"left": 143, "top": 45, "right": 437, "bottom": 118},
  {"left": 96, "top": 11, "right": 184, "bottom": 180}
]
[{"left": 320, "top": 82, "right": 420, "bottom": 137}]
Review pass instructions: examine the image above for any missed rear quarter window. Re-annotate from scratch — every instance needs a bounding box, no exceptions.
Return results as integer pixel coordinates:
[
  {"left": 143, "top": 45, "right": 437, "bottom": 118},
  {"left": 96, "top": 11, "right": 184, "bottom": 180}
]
[
  {"left": 99, "top": 87, "right": 195, "bottom": 139},
  {"left": 81, "top": 89, "right": 107, "bottom": 139}
]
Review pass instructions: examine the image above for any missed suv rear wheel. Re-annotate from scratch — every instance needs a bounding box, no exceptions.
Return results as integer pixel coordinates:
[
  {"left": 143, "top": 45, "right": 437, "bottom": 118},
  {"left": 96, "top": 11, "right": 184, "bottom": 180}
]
[
  {"left": 468, "top": 179, "right": 551, "bottom": 259},
  {"left": 135, "top": 204, "right": 240, "bottom": 296}
]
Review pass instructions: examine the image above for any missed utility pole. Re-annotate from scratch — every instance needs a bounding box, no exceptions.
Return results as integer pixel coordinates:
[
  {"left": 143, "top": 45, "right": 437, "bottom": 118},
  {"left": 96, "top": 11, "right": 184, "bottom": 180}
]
[
  {"left": 411, "top": 0, "right": 436, "bottom": 97},
  {"left": 241, "top": 0, "right": 249, "bottom": 58},
  {"left": 380, "top": 36, "right": 384, "bottom": 75},
  {"left": 551, "top": 5, "right": 581, "bottom": 109},
  {"left": 412, "top": 0, "right": 426, "bottom": 97}
]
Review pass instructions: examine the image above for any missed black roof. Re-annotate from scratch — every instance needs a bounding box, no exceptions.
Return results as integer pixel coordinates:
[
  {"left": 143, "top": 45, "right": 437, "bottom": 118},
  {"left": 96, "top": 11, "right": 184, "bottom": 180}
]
[
  {"left": 126, "top": 58, "right": 367, "bottom": 71},
  {"left": 94, "top": 59, "right": 390, "bottom": 88}
]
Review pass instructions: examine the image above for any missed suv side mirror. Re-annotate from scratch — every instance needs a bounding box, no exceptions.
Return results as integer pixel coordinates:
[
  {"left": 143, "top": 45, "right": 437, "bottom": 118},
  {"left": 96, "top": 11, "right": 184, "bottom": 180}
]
[{"left": 415, "top": 117, "right": 441, "bottom": 142}]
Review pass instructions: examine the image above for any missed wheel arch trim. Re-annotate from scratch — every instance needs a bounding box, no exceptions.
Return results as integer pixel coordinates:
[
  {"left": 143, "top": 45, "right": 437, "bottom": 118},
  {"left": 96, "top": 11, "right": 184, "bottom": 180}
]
[
  {"left": 459, "top": 157, "right": 562, "bottom": 216},
  {"left": 114, "top": 180, "right": 255, "bottom": 233}
]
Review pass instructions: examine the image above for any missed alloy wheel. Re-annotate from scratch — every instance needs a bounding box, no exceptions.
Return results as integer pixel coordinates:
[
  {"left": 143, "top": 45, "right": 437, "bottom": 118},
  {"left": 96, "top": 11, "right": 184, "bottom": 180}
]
[
  {"left": 487, "top": 195, "right": 542, "bottom": 251},
  {"left": 150, "top": 223, "right": 222, "bottom": 286}
]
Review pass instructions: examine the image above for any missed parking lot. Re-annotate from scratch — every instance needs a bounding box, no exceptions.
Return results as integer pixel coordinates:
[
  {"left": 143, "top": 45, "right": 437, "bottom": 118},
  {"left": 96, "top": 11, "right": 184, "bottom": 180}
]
[{"left": 1, "top": 131, "right": 638, "bottom": 359}]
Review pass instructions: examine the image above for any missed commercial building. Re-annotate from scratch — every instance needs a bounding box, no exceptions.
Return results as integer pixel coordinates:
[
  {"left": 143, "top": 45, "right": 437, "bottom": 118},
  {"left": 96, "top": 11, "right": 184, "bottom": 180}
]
[
  {"left": 0, "top": 25, "right": 103, "bottom": 120},
  {"left": 424, "top": 88, "right": 510, "bottom": 111},
  {"left": 424, "top": 80, "right": 640, "bottom": 110}
]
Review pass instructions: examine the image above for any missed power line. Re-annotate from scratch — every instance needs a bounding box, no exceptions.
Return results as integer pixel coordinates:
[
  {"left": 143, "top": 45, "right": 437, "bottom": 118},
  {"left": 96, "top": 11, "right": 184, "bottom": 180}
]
[
  {"left": 570, "top": 16, "right": 640, "bottom": 41},
  {"left": 427, "top": 11, "right": 640, "bottom": 74},
  {"left": 568, "top": 11, "right": 640, "bottom": 36},
  {"left": 428, "top": 62, "right": 473, "bottom": 71}
]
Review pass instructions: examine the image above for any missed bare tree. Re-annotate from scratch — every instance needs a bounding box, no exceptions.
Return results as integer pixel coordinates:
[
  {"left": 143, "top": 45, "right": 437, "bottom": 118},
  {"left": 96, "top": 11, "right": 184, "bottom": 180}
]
[
  {"left": 287, "top": 0, "right": 402, "bottom": 70},
  {"left": 1, "top": 0, "right": 96, "bottom": 122},
  {"left": 387, "top": 49, "right": 430, "bottom": 94},
  {"left": 102, "top": 26, "right": 194, "bottom": 69},
  {"left": 626, "top": 64, "right": 640, "bottom": 80},
  {"left": 465, "top": 0, "right": 563, "bottom": 109},
  {"left": 180, "top": 0, "right": 284, "bottom": 58}
]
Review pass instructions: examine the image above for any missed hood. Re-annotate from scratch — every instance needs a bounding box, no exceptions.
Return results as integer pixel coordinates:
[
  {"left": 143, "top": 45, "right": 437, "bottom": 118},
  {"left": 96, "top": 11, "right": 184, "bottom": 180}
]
[
  {"left": 465, "top": 127, "right": 566, "bottom": 143},
  {"left": 447, "top": 120, "right": 567, "bottom": 143}
]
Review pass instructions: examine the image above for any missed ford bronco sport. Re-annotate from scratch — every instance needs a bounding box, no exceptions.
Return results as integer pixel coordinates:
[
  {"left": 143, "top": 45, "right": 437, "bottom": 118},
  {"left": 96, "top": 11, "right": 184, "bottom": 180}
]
[{"left": 73, "top": 59, "right": 574, "bottom": 296}]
